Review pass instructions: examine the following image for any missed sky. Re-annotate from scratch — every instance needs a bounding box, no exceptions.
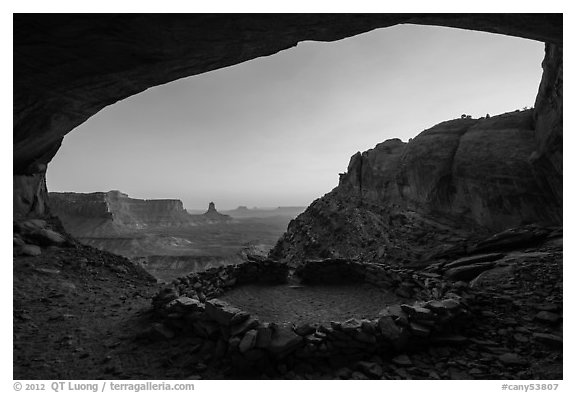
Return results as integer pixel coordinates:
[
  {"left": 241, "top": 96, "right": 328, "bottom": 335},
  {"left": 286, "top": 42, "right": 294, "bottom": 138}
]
[{"left": 46, "top": 24, "right": 545, "bottom": 210}]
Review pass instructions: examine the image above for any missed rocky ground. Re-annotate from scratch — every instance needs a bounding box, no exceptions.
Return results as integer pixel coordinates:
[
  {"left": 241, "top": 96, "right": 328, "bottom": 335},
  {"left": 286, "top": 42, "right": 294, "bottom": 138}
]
[
  {"left": 13, "top": 219, "right": 562, "bottom": 380},
  {"left": 13, "top": 243, "right": 237, "bottom": 380}
]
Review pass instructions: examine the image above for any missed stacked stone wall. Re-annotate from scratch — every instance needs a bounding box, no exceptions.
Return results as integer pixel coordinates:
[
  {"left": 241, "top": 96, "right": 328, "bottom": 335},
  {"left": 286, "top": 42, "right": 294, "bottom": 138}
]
[{"left": 151, "top": 259, "right": 470, "bottom": 374}]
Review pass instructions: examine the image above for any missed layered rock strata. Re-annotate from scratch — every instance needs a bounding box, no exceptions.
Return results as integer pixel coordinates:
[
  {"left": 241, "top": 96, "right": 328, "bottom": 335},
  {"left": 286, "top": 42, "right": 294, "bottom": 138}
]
[
  {"left": 48, "top": 191, "right": 198, "bottom": 237},
  {"left": 48, "top": 191, "right": 235, "bottom": 240}
]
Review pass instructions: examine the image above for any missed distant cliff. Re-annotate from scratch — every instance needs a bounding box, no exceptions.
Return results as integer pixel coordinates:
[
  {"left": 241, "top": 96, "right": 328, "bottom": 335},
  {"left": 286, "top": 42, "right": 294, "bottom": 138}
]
[
  {"left": 271, "top": 109, "right": 562, "bottom": 266},
  {"left": 48, "top": 191, "right": 231, "bottom": 238},
  {"left": 223, "top": 206, "right": 306, "bottom": 219}
]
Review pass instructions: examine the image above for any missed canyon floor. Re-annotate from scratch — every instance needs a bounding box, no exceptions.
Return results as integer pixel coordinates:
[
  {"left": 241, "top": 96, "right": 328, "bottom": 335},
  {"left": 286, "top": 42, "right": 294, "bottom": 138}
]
[
  {"left": 13, "top": 234, "right": 563, "bottom": 380},
  {"left": 74, "top": 216, "right": 295, "bottom": 282}
]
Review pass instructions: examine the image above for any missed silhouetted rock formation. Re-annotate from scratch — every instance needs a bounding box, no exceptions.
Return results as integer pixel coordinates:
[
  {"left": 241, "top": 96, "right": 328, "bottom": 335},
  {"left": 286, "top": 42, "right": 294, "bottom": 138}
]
[
  {"left": 201, "top": 202, "right": 232, "bottom": 223},
  {"left": 271, "top": 110, "right": 562, "bottom": 266}
]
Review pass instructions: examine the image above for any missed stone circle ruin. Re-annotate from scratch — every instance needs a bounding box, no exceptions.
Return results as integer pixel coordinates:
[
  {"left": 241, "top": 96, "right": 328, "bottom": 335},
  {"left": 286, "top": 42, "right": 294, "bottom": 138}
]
[{"left": 152, "top": 258, "right": 471, "bottom": 375}]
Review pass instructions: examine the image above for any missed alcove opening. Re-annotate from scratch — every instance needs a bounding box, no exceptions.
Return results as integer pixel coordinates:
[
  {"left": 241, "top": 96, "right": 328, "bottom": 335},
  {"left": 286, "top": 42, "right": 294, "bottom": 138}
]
[{"left": 45, "top": 24, "right": 544, "bottom": 282}]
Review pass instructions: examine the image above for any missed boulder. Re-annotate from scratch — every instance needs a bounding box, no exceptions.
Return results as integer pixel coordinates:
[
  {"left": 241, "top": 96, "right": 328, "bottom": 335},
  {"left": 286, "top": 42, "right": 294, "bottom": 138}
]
[
  {"left": 440, "top": 298, "right": 461, "bottom": 311},
  {"left": 470, "top": 265, "right": 515, "bottom": 289},
  {"left": 14, "top": 219, "right": 47, "bottom": 234},
  {"left": 533, "top": 332, "right": 562, "bottom": 348},
  {"left": 230, "top": 311, "right": 251, "bottom": 325},
  {"left": 341, "top": 318, "right": 362, "bottom": 333},
  {"left": 228, "top": 336, "right": 241, "bottom": 351},
  {"left": 356, "top": 361, "right": 383, "bottom": 378},
  {"left": 498, "top": 353, "right": 527, "bottom": 366},
  {"left": 166, "top": 297, "right": 204, "bottom": 313},
  {"left": 392, "top": 354, "right": 412, "bottom": 366},
  {"left": 472, "top": 227, "right": 550, "bottom": 253},
  {"left": 534, "top": 311, "right": 561, "bottom": 324},
  {"left": 255, "top": 324, "right": 274, "bottom": 349},
  {"left": 377, "top": 316, "right": 402, "bottom": 342},
  {"left": 152, "top": 287, "right": 179, "bottom": 309},
  {"left": 350, "top": 371, "right": 369, "bottom": 380},
  {"left": 380, "top": 304, "right": 409, "bottom": 326},
  {"left": 294, "top": 322, "right": 317, "bottom": 337},
  {"left": 360, "top": 320, "right": 378, "bottom": 334},
  {"left": 230, "top": 317, "right": 259, "bottom": 337},
  {"left": 334, "top": 367, "right": 353, "bottom": 379},
  {"left": 424, "top": 300, "right": 448, "bottom": 313},
  {"left": 409, "top": 322, "right": 431, "bottom": 337},
  {"left": 534, "top": 303, "right": 559, "bottom": 312},
  {"left": 401, "top": 304, "right": 434, "bottom": 320},
  {"left": 19, "top": 244, "right": 41, "bottom": 256},
  {"left": 29, "top": 229, "right": 67, "bottom": 246},
  {"left": 238, "top": 329, "right": 258, "bottom": 353},
  {"left": 444, "top": 253, "right": 504, "bottom": 269},
  {"left": 205, "top": 299, "right": 244, "bottom": 326},
  {"left": 445, "top": 262, "right": 496, "bottom": 281},
  {"left": 268, "top": 324, "right": 303, "bottom": 356},
  {"left": 35, "top": 268, "right": 60, "bottom": 275}
]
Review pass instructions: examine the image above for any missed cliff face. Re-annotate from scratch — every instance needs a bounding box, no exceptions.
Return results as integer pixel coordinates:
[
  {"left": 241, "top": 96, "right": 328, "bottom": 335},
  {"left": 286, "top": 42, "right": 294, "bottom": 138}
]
[
  {"left": 532, "top": 43, "right": 563, "bottom": 206},
  {"left": 271, "top": 109, "right": 562, "bottom": 266},
  {"left": 49, "top": 191, "right": 198, "bottom": 237}
]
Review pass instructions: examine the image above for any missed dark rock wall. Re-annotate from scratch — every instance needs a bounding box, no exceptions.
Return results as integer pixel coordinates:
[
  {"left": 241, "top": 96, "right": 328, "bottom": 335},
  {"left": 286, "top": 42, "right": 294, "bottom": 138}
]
[
  {"left": 395, "top": 119, "right": 476, "bottom": 213},
  {"left": 13, "top": 14, "right": 562, "bottom": 217},
  {"left": 449, "top": 112, "right": 560, "bottom": 228},
  {"left": 342, "top": 138, "right": 407, "bottom": 204},
  {"left": 272, "top": 110, "right": 561, "bottom": 265},
  {"left": 13, "top": 173, "right": 50, "bottom": 219},
  {"left": 533, "top": 43, "right": 563, "bottom": 208},
  {"left": 342, "top": 110, "right": 560, "bottom": 229}
]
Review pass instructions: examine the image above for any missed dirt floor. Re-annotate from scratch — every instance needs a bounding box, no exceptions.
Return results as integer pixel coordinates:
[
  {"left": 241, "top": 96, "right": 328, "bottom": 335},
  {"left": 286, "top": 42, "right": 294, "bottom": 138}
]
[{"left": 218, "top": 282, "right": 406, "bottom": 324}]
